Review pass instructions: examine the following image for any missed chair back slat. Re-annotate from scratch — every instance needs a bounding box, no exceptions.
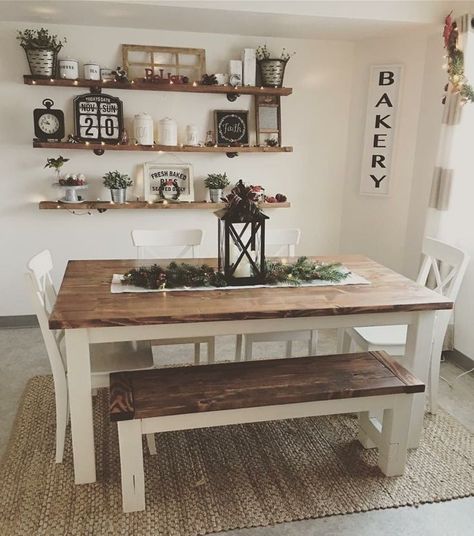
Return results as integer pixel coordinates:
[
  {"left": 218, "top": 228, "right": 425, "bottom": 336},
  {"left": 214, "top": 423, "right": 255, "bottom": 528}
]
[
  {"left": 27, "top": 249, "right": 57, "bottom": 315},
  {"left": 131, "top": 229, "right": 203, "bottom": 259},
  {"left": 418, "top": 237, "right": 470, "bottom": 300},
  {"left": 265, "top": 228, "right": 301, "bottom": 258}
]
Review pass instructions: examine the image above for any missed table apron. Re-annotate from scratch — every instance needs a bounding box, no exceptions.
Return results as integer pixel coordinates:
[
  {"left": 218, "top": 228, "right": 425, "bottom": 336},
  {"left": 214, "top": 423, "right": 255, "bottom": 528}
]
[{"left": 86, "top": 311, "right": 420, "bottom": 344}]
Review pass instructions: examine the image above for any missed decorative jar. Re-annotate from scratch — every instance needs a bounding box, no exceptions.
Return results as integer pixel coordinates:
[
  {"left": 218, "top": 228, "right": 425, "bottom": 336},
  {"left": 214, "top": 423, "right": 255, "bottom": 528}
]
[
  {"left": 59, "top": 59, "right": 79, "bottom": 80},
  {"left": 159, "top": 117, "right": 178, "bottom": 146},
  {"left": 133, "top": 113, "right": 154, "bottom": 145},
  {"left": 84, "top": 63, "right": 100, "bottom": 80},
  {"left": 186, "top": 124, "right": 199, "bottom": 146}
]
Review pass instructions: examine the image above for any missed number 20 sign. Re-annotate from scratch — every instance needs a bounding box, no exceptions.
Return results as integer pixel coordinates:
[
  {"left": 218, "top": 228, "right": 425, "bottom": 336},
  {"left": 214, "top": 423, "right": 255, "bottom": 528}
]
[{"left": 73, "top": 93, "right": 123, "bottom": 143}]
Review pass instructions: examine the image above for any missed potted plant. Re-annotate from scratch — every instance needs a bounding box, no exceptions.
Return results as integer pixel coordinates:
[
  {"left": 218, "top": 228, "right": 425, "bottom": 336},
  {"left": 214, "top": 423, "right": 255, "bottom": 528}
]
[
  {"left": 204, "top": 172, "right": 230, "bottom": 203},
  {"left": 256, "top": 45, "right": 295, "bottom": 88},
  {"left": 17, "top": 28, "right": 66, "bottom": 78},
  {"left": 44, "top": 155, "right": 69, "bottom": 182},
  {"left": 102, "top": 170, "right": 133, "bottom": 203}
]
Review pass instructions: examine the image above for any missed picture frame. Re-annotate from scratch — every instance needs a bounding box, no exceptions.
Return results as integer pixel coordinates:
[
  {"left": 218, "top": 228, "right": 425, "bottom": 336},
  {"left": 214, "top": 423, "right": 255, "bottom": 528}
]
[
  {"left": 214, "top": 110, "right": 249, "bottom": 146},
  {"left": 143, "top": 162, "right": 194, "bottom": 202}
]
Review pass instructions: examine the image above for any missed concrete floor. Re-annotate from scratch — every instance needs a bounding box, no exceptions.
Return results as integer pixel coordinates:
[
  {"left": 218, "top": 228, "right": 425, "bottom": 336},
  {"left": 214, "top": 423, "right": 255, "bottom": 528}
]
[{"left": 0, "top": 327, "right": 473, "bottom": 535}]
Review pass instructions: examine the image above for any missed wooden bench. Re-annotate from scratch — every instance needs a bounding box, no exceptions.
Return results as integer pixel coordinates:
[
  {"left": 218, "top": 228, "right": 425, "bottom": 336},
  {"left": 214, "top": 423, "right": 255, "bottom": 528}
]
[{"left": 110, "top": 351, "right": 424, "bottom": 512}]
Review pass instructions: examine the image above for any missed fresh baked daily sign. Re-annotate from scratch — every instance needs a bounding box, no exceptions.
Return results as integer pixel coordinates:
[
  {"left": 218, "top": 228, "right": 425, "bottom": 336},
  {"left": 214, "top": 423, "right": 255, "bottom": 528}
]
[{"left": 360, "top": 65, "right": 402, "bottom": 196}]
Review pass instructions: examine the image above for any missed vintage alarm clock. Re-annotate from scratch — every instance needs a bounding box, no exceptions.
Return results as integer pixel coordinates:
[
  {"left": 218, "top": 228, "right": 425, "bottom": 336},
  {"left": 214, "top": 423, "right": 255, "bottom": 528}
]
[{"left": 33, "top": 99, "right": 65, "bottom": 141}]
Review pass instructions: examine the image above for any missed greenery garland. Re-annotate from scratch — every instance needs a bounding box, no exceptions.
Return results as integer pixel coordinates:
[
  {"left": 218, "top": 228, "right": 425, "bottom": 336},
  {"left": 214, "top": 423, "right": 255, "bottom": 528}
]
[
  {"left": 121, "top": 257, "right": 350, "bottom": 290},
  {"left": 443, "top": 12, "right": 474, "bottom": 104}
]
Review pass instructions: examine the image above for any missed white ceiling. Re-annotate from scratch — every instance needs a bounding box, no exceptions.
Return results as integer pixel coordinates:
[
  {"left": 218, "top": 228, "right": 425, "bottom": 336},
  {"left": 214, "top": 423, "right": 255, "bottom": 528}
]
[{"left": 1, "top": 0, "right": 471, "bottom": 40}]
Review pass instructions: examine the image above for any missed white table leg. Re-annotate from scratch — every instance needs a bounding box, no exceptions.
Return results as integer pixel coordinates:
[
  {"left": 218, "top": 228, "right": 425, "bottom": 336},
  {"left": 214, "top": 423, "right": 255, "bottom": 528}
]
[
  {"left": 118, "top": 420, "right": 145, "bottom": 512},
  {"left": 405, "top": 310, "right": 436, "bottom": 448},
  {"left": 65, "top": 328, "right": 96, "bottom": 484}
]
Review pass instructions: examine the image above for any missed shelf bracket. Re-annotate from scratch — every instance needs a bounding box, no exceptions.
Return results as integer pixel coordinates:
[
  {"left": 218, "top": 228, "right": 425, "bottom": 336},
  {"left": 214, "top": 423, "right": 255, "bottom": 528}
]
[
  {"left": 226, "top": 93, "right": 240, "bottom": 102},
  {"left": 93, "top": 149, "right": 105, "bottom": 156},
  {"left": 226, "top": 152, "right": 239, "bottom": 158},
  {"left": 97, "top": 208, "right": 108, "bottom": 213}
]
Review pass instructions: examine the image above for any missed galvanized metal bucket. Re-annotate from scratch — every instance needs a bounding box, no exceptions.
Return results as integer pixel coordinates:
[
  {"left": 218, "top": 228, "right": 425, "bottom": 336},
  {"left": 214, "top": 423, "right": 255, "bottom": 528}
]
[
  {"left": 110, "top": 188, "right": 127, "bottom": 203},
  {"left": 24, "top": 48, "right": 58, "bottom": 77},
  {"left": 258, "top": 59, "right": 288, "bottom": 88},
  {"left": 209, "top": 189, "right": 223, "bottom": 203}
]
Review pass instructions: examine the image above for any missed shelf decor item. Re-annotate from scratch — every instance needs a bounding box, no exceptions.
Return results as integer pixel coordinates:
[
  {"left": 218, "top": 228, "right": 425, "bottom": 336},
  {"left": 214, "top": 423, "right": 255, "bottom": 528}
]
[
  {"left": 241, "top": 48, "right": 256, "bottom": 86},
  {"left": 256, "top": 45, "right": 294, "bottom": 88},
  {"left": 158, "top": 117, "right": 178, "bottom": 146},
  {"left": 34, "top": 99, "right": 65, "bottom": 141},
  {"left": 17, "top": 28, "right": 66, "bottom": 78},
  {"left": 53, "top": 174, "right": 88, "bottom": 203},
  {"left": 204, "top": 172, "right": 230, "bottom": 203},
  {"left": 133, "top": 113, "right": 154, "bottom": 145},
  {"left": 143, "top": 162, "right": 194, "bottom": 202},
  {"left": 122, "top": 44, "right": 206, "bottom": 82},
  {"left": 58, "top": 58, "right": 79, "bottom": 80},
  {"left": 83, "top": 62, "right": 100, "bottom": 80},
  {"left": 73, "top": 92, "right": 123, "bottom": 144},
  {"left": 44, "top": 155, "right": 69, "bottom": 182},
  {"left": 214, "top": 110, "right": 249, "bottom": 146},
  {"left": 215, "top": 180, "right": 268, "bottom": 286},
  {"left": 102, "top": 170, "right": 133, "bottom": 203}
]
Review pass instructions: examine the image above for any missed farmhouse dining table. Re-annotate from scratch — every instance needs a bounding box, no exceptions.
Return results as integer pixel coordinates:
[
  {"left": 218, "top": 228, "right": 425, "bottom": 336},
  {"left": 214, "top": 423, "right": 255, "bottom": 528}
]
[{"left": 48, "top": 255, "right": 453, "bottom": 485}]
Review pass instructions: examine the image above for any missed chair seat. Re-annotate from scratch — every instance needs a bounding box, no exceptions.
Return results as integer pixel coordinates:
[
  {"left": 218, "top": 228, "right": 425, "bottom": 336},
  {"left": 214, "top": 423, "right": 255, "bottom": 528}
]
[
  {"left": 90, "top": 341, "right": 154, "bottom": 375},
  {"left": 354, "top": 325, "right": 408, "bottom": 347}
]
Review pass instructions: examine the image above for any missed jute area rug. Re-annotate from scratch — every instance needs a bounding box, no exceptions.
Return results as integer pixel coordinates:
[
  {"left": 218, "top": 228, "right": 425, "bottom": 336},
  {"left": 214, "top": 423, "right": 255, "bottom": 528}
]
[{"left": 0, "top": 376, "right": 472, "bottom": 536}]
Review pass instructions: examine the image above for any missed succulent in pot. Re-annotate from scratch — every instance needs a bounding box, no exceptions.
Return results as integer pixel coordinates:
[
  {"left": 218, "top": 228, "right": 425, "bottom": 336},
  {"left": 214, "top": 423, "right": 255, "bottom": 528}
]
[
  {"left": 204, "top": 172, "right": 230, "bottom": 203},
  {"left": 102, "top": 170, "right": 133, "bottom": 203},
  {"left": 256, "top": 45, "right": 295, "bottom": 88},
  {"left": 17, "top": 27, "right": 66, "bottom": 78}
]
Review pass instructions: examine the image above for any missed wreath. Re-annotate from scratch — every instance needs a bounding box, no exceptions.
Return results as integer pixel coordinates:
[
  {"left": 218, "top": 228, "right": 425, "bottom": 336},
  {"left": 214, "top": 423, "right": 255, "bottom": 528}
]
[
  {"left": 158, "top": 179, "right": 181, "bottom": 201},
  {"left": 443, "top": 12, "right": 474, "bottom": 103}
]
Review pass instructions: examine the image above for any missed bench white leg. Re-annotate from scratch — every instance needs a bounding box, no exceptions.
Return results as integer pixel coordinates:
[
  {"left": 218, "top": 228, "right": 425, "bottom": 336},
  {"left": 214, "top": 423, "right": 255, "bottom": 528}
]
[
  {"left": 378, "top": 398, "right": 412, "bottom": 476},
  {"left": 118, "top": 420, "right": 145, "bottom": 512},
  {"left": 146, "top": 433, "right": 157, "bottom": 455},
  {"left": 207, "top": 337, "right": 216, "bottom": 363},
  {"left": 194, "top": 343, "right": 200, "bottom": 365},
  {"left": 235, "top": 334, "right": 243, "bottom": 361},
  {"left": 336, "top": 328, "right": 352, "bottom": 353},
  {"left": 357, "top": 411, "right": 377, "bottom": 449}
]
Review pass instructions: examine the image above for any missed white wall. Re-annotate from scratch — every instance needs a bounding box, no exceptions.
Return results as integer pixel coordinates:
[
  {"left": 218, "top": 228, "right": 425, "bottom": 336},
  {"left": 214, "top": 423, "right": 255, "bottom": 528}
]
[
  {"left": 339, "top": 30, "right": 432, "bottom": 273},
  {"left": 0, "top": 21, "right": 354, "bottom": 316}
]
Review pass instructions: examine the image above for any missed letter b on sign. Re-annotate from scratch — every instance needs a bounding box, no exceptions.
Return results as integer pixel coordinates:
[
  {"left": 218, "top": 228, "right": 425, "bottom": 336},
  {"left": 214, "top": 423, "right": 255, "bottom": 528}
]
[{"left": 379, "top": 71, "right": 394, "bottom": 86}]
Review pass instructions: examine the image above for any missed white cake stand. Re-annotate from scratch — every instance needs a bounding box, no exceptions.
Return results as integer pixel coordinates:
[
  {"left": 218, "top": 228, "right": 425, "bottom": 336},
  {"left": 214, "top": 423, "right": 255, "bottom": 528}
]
[{"left": 53, "top": 183, "right": 88, "bottom": 203}]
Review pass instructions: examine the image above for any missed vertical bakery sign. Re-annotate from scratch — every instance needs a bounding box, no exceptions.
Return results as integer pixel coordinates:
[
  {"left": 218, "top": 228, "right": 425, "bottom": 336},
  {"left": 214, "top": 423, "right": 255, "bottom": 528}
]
[{"left": 360, "top": 65, "right": 402, "bottom": 196}]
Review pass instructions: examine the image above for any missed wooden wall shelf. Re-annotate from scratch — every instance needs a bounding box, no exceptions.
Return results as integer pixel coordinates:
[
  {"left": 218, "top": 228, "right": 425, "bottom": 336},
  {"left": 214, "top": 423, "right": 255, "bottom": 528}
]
[
  {"left": 33, "top": 141, "right": 293, "bottom": 155},
  {"left": 39, "top": 201, "right": 290, "bottom": 212},
  {"left": 24, "top": 75, "right": 293, "bottom": 97}
]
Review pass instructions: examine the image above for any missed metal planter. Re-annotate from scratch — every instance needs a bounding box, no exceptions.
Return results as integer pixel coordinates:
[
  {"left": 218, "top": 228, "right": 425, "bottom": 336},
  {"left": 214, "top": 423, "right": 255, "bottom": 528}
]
[
  {"left": 24, "top": 47, "right": 58, "bottom": 77},
  {"left": 258, "top": 59, "right": 288, "bottom": 88},
  {"left": 110, "top": 188, "right": 127, "bottom": 203}
]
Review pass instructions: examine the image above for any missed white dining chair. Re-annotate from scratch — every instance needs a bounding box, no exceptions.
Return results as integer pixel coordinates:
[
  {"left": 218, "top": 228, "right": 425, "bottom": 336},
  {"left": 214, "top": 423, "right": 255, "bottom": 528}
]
[
  {"left": 338, "top": 237, "right": 469, "bottom": 413},
  {"left": 131, "top": 229, "right": 215, "bottom": 364},
  {"left": 26, "top": 250, "right": 155, "bottom": 463},
  {"left": 235, "top": 228, "right": 318, "bottom": 361}
]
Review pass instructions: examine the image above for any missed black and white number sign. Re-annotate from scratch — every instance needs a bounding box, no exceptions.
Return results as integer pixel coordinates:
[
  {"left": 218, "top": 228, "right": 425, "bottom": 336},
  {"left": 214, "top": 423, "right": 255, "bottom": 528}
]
[
  {"left": 73, "top": 93, "right": 123, "bottom": 143},
  {"left": 360, "top": 65, "right": 402, "bottom": 196}
]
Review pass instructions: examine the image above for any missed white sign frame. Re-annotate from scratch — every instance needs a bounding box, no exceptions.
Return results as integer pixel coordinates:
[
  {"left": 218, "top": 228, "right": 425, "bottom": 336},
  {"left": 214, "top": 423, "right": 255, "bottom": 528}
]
[
  {"left": 143, "top": 162, "right": 194, "bottom": 202},
  {"left": 360, "top": 64, "right": 403, "bottom": 196}
]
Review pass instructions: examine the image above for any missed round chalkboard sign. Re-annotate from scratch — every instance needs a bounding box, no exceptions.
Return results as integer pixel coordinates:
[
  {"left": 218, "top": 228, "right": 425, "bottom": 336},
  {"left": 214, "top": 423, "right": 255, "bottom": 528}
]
[{"left": 216, "top": 111, "right": 248, "bottom": 145}]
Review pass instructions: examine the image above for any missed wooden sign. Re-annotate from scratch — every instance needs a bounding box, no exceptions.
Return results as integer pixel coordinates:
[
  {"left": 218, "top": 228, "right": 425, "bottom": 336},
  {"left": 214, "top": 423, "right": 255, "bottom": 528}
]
[
  {"left": 360, "top": 65, "right": 402, "bottom": 196},
  {"left": 214, "top": 110, "right": 249, "bottom": 146},
  {"left": 73, "top": 92, "right": 123, "bottom": 143},
  {"left": 143, "top": 162, "right": 194, "bottom": 202}
]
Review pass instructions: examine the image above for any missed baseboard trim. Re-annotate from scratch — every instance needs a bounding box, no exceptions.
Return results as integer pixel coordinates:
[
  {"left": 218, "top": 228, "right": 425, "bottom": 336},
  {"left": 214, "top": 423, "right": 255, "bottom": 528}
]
[
  {"left": 445, "top": 349, "right": 474, "bottom": 371},
  {"left": 0, "top": 315, "right": 38, "bottom": 329}
]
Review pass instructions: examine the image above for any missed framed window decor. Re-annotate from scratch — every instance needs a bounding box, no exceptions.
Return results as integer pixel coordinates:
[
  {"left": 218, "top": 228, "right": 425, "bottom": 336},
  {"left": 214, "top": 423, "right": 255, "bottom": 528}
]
[
  {"left": 214, "top": 110, "right": 249, "bottom": 146},
  {"left": 143, "top": 162, "right": 194, "bottom": 202}
]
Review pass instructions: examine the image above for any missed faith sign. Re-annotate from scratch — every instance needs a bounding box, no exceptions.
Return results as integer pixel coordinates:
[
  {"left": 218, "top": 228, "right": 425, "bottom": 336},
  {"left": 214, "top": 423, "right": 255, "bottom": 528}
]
[{"left": 360, "top": 65, "right": 402, "bottom": 196}]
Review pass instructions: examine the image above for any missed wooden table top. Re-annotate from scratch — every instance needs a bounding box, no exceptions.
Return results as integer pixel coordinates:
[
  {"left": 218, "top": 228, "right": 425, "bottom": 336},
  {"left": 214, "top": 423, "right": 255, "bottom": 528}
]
[{"left": 49, "top": 256, "right": 453, "bottom": 329}]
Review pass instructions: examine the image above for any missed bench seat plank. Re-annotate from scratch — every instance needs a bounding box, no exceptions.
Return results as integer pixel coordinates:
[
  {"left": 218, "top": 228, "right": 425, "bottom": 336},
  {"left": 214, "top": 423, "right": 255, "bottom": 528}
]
[{"left": 110, "top": 351, "right": 424, "bottom": 422}]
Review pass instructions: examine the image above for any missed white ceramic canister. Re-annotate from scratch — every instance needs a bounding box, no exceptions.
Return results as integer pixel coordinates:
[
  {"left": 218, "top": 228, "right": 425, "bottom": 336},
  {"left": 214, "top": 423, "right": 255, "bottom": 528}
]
[
  {"left": 84, "top": 62, "right": 100, "bottom": 81},
  {"left": 59, "top": 58, "right": 79, "bottom": 80},
  {"left": 133, "top": 113, "right": 154, "bottom": 145},
  {"left": 159, "top": 117, "right": 178, "bottom": 146},
  {"left": 186, "top": 124, "right": 199, "bottom": 146},
  {"left": 100, "top": 68, "right": 115, "bottom": 81}
]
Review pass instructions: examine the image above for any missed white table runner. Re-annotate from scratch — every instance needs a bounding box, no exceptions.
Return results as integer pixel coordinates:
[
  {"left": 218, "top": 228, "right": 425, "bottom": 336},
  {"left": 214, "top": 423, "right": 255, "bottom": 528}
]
[{"left": 111, "top": 268, "right": 370, "bottom": 293}]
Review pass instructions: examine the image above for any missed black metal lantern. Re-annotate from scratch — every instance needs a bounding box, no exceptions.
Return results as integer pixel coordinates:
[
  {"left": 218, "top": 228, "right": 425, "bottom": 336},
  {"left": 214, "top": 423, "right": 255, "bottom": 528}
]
[{"left": 215, "top": 181, "right": 268, "bottom": 286}]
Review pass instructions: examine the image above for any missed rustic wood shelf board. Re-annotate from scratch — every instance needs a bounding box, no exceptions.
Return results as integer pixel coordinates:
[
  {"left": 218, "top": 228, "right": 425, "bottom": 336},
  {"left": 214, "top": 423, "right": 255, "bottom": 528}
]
[
  {"left": 38, "top": 201, "right": 291, "bottom": 210},
  {"left": 32, "top": 141, "right": 293, "bottom": 154},
  {"left": 23, "top": 76, "right": 293, "bottom": 96}
]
